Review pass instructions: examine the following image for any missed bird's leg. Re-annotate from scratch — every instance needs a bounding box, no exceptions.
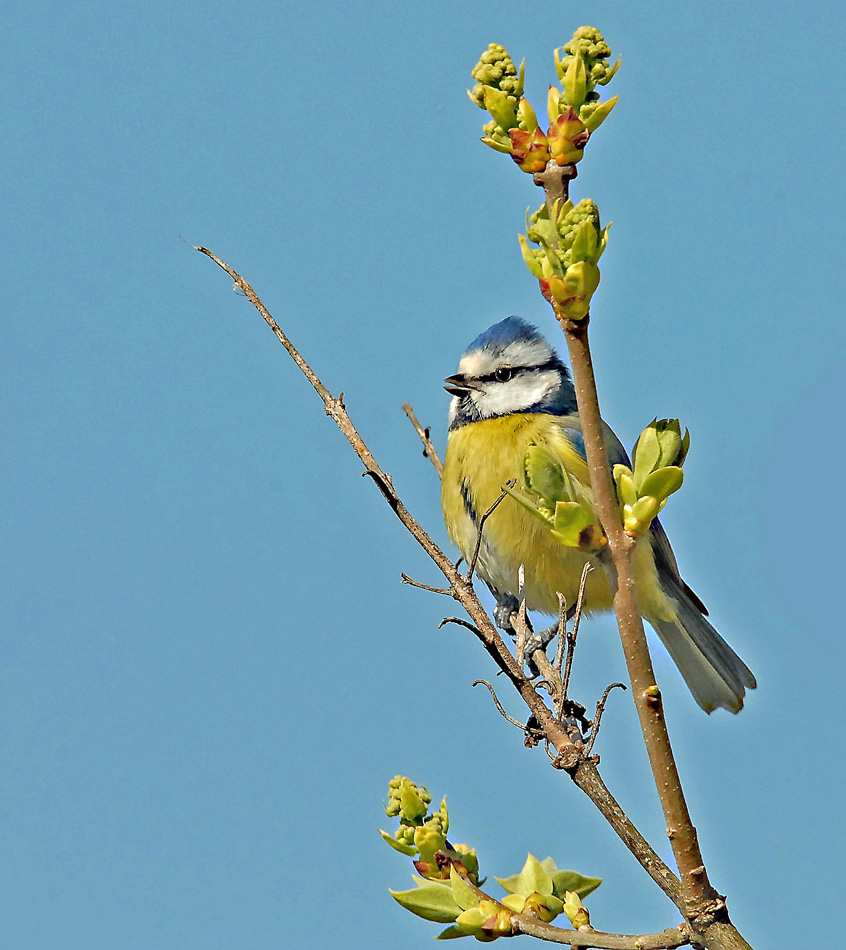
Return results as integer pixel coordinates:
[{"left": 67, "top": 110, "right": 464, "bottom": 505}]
[
  {"left": 524, "top": 622, "right": 560, "bottom": 658},
  {"left": 492, "top": 593, "right": 521, "bottom": 632},
  {"left": 492, "top": 591, "right": 560, "bottom": 679}
]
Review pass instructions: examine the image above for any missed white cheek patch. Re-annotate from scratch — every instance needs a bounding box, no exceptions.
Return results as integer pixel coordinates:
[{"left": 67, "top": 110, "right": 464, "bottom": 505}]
[{"left": 473, "top": 369, "right": 560, "bottom": 417}]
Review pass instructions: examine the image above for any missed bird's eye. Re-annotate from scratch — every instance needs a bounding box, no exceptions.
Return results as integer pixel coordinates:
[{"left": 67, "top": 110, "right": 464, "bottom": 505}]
[{"left": 494, "top": 367, "right": 514, "bottom": 383}]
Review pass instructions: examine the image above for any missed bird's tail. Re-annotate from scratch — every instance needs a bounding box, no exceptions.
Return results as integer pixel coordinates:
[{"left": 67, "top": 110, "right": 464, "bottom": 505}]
[{"left": 647, "top": 577, "right": 756, "bottom": 714}]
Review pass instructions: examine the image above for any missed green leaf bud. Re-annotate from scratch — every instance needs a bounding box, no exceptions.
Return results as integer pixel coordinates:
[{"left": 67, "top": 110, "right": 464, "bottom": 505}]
[
  {"left": 497, "top": 853, "right": 554, "bottom": 898},
  {"left": 379, "top": 828, "right": 419, "bottom": 856},
  {"left": 550, "top": 869, "right": 602, "bottom": 900},
  {"left": 580, "top": 95, "right": 618, "bottom": 132},
  {"left": 562, "top": 50, "right": 588, "bottom": 110},
  {"left": 523, "top": 892, "right": 565, "bottom": 923},
  {"left": 562, "top": 890, "right": 591, "bottom": 929},
  {"left": 521, "top": 443, "right": 571, "bottom": 504},
  {"left": 481, "top": 86, "right": 519, "bottom": 132},
  {"left": 518, "top": 234, "right": 546, "bottom": 279},
  {"left": 390, "top": 881, "right": 464, "bottom": 924},
  {"left": 631, "top": 419, "right": 690, "bottom": 491},
  {"left": 449, "top": 865, "right": 479, "bottom": 911},
  {"left": 415, "top": 824, "right": 448, "bottom": 865},
  {"left": 613, "top": 467, "right": 638, "bottom": 507},
  {"left": 638, "top": 466, "right": 684, "bottom": 503},
  {"left": 552, "top": 501, "right": 594, "bottom": 543},
  {"left": 516, "top": 97, "right": 539, "bottom": 132}
]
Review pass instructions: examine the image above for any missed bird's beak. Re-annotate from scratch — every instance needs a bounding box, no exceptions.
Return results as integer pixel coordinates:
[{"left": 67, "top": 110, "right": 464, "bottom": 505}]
[{"left": 443, "top": 373, "right": 482, "bottom": 397}]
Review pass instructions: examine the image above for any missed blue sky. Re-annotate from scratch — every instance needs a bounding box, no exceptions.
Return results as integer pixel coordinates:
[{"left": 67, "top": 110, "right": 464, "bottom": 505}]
[{"left": 3, "top": 1, "right": 844, "bottom": 947}]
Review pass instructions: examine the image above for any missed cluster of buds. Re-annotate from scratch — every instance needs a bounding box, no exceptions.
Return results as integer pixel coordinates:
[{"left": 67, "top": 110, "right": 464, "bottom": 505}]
[
  {"left": 380, "top": 777, "right": 479, "bottom": 883},
  {"left": 503, "top": 442, "right": 606, "bottom": 552},
  {"left": 469, "top": 27, "right": 618, "bottom": 173},
  {"left": 613, "top": 420, "right": 690, "bottom": 535},
  {"left": 391, "top": 853, "right": 600, "bottom": 941},
  {"left": 519, "top": 198, "right": 609, "bottom": 322}
]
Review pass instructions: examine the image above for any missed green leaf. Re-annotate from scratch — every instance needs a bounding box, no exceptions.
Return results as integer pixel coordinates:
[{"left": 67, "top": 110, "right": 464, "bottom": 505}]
[
  {"left": 481, "top": 85, "right": 517, "bottom": 130},
  {"left": 513, "top": 853, "right": 553, "bottom": 897},
  {"left": 518, "top": 234, "right": 545, "bottom": 278},
  {"left": 613, "top": 468, "right": 637, "bottom": 507},
  {"left": 550, "top": 870, "right": 603, "bottom": 899},
  {"left": 630, "top": 496, "right": 659, "bottom": 526},
  {"left": 391, "top": 882, "right": 463, "bottom": 923},
  {"left": 436, "top": 924, "right": 470, "bottom": 939},
  {"left": 502, "top": 483, "right": 553, "bottom": 525},
  {"left": 523, "top": 443, "right": 569, "bottom": 503},
  {"left": 480, "top": 136, "right": 513, "bottom": 154},
  {"left": 379, "top": 828, "right": 418, "bottom": 856},
  {"left": 638, "top": 466, "right": 684, "bottom": 502},
  {"left": 517, "top": 97, "right": 539, "bottom": 131},
  {"left": 562, "top": 51, "right": 587, "bottom": 109},
  {"left": 415, "top": 825, "right": 447, "bottom": 863},
  {"left": 450, "top": 866, "right": 480, "bottom": 912},
  {"left": 553, "top": 501, "right": 593, "bottom": 538},
  {"left": 570, "top": 220, "right": 597, "bottom": 265},
  {"left": 581, "top": 95, "right": 618, "bottom": 131},
  {"left": 631, "top": 420, "right": 661, "bottom": 487}
]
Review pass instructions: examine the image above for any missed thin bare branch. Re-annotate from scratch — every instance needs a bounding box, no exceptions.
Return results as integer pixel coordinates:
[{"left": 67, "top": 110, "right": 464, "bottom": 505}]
[
  {"left": 400, "top": 573, "right": 454, "bottom": 596},
  {"left": 472, "top": 679, "right": 534, "bottom": 731},
  {"left": 466, "top": 483, "right": 513, "bottom": 582},
  {"left": 512, "top": 916, "right": 688, "bottom": 949},
  {"left": 439, "top": 616, "right": 484, "bottom": 637},
  {"left": 515, "top": 563, "right": 528, "bottom": 669},
  {"left": 584, "top": 683, "right": 627, "bottom": 758},
  {"left": 402, "top": 403, "right": 444, "bottom": 477},
  {"left": 553, "top": 592, "right": 569, "bottom": 678}
]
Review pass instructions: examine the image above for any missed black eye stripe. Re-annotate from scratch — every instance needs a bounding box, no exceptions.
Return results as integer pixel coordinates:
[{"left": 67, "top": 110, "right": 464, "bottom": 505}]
[{"left": 474, "top": 358, "right": 560, "bottom": 384}]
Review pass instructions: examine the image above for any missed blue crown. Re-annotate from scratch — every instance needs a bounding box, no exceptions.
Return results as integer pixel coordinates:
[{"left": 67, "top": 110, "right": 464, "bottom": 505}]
[{"left": 465, "top": 316, "right": 543, "bottom": 354}]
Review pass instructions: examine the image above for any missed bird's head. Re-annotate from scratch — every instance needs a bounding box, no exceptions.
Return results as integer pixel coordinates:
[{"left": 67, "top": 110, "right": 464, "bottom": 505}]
[{"left": 445, "top": 317, "right": 576, "bottom": 429}]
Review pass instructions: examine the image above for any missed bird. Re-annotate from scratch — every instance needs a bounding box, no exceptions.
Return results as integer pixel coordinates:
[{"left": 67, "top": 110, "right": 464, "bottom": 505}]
[{"left": 440, "top": 316, "right": 756, "bottom": 713}]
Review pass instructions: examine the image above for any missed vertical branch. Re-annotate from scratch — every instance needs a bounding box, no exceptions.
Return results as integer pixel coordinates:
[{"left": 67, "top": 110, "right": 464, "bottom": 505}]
[{"left": 555, "top": 311, "right": 718, "bottom": 915}]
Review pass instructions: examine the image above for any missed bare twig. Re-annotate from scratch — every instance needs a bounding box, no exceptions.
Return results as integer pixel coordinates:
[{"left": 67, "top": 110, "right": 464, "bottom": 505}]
[
  {"left": 466, "top": 483, "right": 512, "bottom": 582},
  {"left": 553, "top": 592, "right": 569, "bottom": 678},
  {"left": 439, "top": 617, "right": 484, "bottom": 637},
  {"left": 402, "top": 403, "right": 444, "bottom": 477},
  {"left": 400, "top": 573, "right": 454, "bottom": 596},
  {"left": 515, "top": 563, "right": 528, "bottom": 669},
  {"left": 472, "top": 679, "right": 535, "bottom": 732},
  {"left": 584, "top": 683, "right": 627, "bottom": 758},
  {"left": 561, "top": 563, "right": 592, "bottom": 704},
  {"left": 512, "top": 917, "right": 688, "bottom": 949}
]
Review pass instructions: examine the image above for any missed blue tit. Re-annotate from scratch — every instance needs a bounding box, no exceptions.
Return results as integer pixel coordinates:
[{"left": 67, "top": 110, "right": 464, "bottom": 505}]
[{"left": 441, "top": 316, "right": 756, "bottom": 714}]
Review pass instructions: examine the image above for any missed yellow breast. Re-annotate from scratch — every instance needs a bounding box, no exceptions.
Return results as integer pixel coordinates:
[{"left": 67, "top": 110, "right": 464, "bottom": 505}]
[{"left": 441, "top": 414, "right": 614, "bottom": 615}]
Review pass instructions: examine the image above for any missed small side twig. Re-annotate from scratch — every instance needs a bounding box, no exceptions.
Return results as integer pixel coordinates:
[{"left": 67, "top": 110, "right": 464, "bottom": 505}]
[
  {"left": 400, "top": 573, "right": 454, "bottom": 596},
  {"left": 584, "top": 683, "right": 627, "bottom": 758},
  {"left": 561, "top": 563, "right": 592, "bottom": 701},
  {"left": 514, "top": 563, "right": 528, "bottom": 669},
  {"left": 402, "top": 403, "right": 444, "bottom": 477},
  {"left": 553, "top": 592, "right": 569, "bottom": 679},
  {"left": 466, "top": 483, "right": 514, "bottom": 582},
  {"left": 472, "top": 679, "right": 537, "bottom": 733},
  {"left": 439, "top": 616, "right": 484, "bottom": 637}
]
